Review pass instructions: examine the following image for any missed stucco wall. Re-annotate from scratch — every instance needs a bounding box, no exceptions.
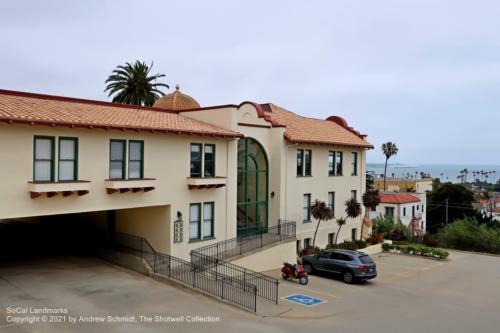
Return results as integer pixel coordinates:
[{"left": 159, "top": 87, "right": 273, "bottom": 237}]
[
  {"left": 230, "top": 240, "right": 296, "bottom": 272},
  {"left": 0, "top": 123, "right": 233, "bottom": 258}
]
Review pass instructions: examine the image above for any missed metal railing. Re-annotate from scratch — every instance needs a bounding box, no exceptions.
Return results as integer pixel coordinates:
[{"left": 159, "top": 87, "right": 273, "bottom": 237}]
[
  {"left": 111, "top": 232, "right": 257, "bottom": 312},
  {"left": 193, "top": 220, "right": 296, "bottom": 262},
  {"left": 191, "top": 220, "right": 296, "bottom": 304}
]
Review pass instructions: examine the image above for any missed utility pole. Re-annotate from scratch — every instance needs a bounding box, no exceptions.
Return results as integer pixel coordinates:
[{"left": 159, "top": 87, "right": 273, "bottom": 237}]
[{"left": 445, "top": 199, "right": 449, "bottom": 228}]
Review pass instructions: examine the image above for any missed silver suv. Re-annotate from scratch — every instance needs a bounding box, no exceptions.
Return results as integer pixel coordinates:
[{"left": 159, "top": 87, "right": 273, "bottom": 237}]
[{"left": 301, "top": 249, "right": 377, "bottom": 283}]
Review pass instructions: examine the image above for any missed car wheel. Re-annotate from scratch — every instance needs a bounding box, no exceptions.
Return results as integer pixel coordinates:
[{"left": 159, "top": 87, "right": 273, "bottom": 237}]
[
  {"left": 282, "top": 273, "right": 289, "bottom": 280},
  {"left": 303, "top": 264, "right": 313, "bottom": 274},
  {"left": 342, "top": 270, "right": 354, "bottom": 284},
  {"left": 299, "top": 277, "right": 309, "bottom": 285}
]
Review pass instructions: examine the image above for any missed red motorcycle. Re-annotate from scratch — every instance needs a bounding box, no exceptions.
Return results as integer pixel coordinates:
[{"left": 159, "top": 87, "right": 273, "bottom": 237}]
[{"left": 281, "top": 261, "right": 309, "bottom": 285}]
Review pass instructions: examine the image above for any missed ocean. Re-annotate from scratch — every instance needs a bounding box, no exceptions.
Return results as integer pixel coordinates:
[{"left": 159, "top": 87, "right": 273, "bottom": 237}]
[{"left": 367, "top": 164, "right": 500, "bottom": 184}]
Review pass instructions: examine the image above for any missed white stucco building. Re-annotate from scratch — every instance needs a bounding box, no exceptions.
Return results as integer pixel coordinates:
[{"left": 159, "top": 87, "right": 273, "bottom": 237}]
[
  {"left": 370, "top": 192, "right": 427, "bottom": 234},
  {"left": 0, "top": 86, "right": 373, "bottom": 262}
]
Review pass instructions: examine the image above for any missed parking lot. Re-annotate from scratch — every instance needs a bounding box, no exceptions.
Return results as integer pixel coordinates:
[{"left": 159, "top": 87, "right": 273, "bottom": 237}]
[{"left": 1, "top": 250, "right": 499, "bottom": 332}]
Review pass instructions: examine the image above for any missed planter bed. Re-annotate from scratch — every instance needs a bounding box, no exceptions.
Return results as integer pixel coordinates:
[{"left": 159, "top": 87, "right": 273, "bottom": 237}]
[{"left": 382, "top": 243, "right": 449, "bottom": 260}]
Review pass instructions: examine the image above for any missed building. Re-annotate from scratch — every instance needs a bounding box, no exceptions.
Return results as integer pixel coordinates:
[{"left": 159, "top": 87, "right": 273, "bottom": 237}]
[
  {"left": 0, "top": 87, "right": 372, "bottom": 262},
  {"left": 370, "top": 192, "right": 427, "bottom": 234},
  {"left": 373, "top": 178, "right": 433, "bottom": 193}
]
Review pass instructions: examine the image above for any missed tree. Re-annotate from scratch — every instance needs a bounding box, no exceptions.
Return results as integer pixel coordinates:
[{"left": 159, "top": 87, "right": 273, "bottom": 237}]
[
  {"left": 426, "top": 183, "right": 476, "bottom": 233},
  {"left": 366, "top": 172, "right": 375, "bottom": 190},
  {"left": 381, "top": 142, "right": 398, "bottom": 190},
  {"left": 361, "top": 189, "right": 380, "bottom": 239},
  {"left": 105, "top": 60, "right": 169, "bottom": 106},
  {"left": 310, "top": 200, "right": 333, "bottom": 247},
  {"left": 335, "top": 198, "right": 362, "bottom": 244}
]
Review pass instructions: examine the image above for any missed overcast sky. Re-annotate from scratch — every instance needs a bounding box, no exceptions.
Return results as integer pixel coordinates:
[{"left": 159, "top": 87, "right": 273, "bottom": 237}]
[{"left": 1, "top": 0, "right": 499, "bottom": 164}]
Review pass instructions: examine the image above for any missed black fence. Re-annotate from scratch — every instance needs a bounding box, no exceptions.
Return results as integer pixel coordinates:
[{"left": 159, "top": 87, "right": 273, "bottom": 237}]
[
  {"left": 111, "top": 232, "right": 257, "bottom": 312},
  {"left": 191, "top": 220, "right": 296, "bottom": 304},
  {"left": 192, "top": 220, "right": 296, "bottom": 262}
]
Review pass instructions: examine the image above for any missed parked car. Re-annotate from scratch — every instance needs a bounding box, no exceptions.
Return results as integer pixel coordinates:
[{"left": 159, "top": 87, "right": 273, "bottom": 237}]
[{"left": 301, "top": 249, "right": 377, "bottom": 283}]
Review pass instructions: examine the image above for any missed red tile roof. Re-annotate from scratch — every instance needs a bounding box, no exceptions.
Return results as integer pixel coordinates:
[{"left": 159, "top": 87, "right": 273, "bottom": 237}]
[
  {"left": 380, "top": 193, "right": 421, "bottom": 204},
  {"left": 263, "top": 104, "right": 373, "bottom": 148},
  {"left": 0, "top": 89, "right": 242, "bottom": 138}
]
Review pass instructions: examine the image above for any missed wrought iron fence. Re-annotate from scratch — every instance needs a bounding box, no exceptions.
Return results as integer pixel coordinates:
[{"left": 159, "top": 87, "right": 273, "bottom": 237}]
[
  {"left": 111, "top": 232, "right": 257, "bottom": 312},
  {"left": 191, "top": 220, "right": 296, "bottom": 304},
  {"left": 193, "top": 220, "right": 296, "bottom": 262}
]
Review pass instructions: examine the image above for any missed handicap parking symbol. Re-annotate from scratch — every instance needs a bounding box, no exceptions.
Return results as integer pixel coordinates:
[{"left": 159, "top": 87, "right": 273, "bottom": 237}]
[{"left": 284, "top": 294, "right": 326, "bottom": 307}]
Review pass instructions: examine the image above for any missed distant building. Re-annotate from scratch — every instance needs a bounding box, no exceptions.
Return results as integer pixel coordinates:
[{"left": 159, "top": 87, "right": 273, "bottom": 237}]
[
  {"left": 373, "top": 178, "right": 433, "bottom": 193},
  {"left": 370, "top": 192, "right": 427, "bottom": 234}
]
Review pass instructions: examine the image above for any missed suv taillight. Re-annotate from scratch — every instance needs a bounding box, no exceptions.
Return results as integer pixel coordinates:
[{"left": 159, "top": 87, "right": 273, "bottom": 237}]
[{"left": 358, "top": 265, "right": 368, "bottom": 270}]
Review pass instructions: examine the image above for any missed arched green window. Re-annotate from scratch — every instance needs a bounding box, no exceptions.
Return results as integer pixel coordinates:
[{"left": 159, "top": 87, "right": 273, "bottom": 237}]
[{"left": 237, "top": 138, "right": 268, "bottom": 236}]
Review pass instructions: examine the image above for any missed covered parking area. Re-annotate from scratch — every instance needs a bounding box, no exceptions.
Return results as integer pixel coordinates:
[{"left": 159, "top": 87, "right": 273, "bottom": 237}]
[{"left": 0, "top": 205, "right": 171, "bottom": 262}]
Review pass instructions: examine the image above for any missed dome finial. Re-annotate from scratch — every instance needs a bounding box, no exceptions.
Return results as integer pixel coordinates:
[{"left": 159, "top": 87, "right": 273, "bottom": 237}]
[{"left": 175, "top": 84, "right": 180, "bottom": 91}]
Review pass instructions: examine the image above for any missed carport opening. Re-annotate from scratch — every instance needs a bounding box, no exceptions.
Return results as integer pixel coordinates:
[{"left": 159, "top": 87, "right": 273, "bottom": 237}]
[{"left": 0, "top": 205, "right": 170, "bottom": 262}]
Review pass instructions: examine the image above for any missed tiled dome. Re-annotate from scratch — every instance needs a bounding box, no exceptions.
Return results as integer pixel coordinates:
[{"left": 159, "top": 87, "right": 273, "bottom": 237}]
[{"left": 153, "top": 84, "right": 200, "bottom": 110}]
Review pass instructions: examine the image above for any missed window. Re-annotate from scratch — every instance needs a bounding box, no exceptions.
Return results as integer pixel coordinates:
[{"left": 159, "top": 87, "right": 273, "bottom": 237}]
[
  {"left": 189, "top": 203, "right": 201, "bottom": 241},
  {"left": 403, "top": 207, "right": 407, "bottom": 216},
  {"left": 335, "top": 151, "right": 343, "bottom": 175},
  {"left": 422, "top": 205, "right": 424, "bottom": 212},
  {"left": 204, "top": 144, "right": 215, "bottom": 177},
  {"left": 417, "top": 205, "right": 419, "bottom": 211},
  {"left": 296, "top": 149, "right": 304, "bottom": 176},
  {"left": 328, "top": 233, "right": 335, "bottom": 245},
  {"left": 328, "top": 151, "right": 335, "bottom": 176},
  {"left": 128, "top": 140, "right": 144, "bottom": 179},
  {"left": 58, "top": 138, "right": 78, "bottom": 181},
  {"left": 110, "top": 140, "right": 126, "bottom": 179},
  {"left": 385, "top": 207, "right": 395, "bottom": 217},
  {"left": 412, "top": 206, "right": 415, "bottom": 218},
  {"left": 296, "top": 240, "right": 301, "bottom": 253},
  {"left": 303, "top": 194, "right": 311, "bottom": 222},
  {"left": 351, "top": 190, "right": 357, "bottom": 200},
  {"left": 190, "top": 144, "right": 202, "bottom": 177},
  {"left": 328, "top": 191, "right": 335, "bottom": 216},
  {"left": 351, "top": 228, "right": 357, "bottom": 241},
  {"left": 304, "top": 238, "right": 311, "bottom": 248},
  {"left": 34, "top": 136, "right": 55, "bottom": 181},
  {"left": 304, "top": 149, "right": 312, "bottom": 176},
  {"left": 203, "top": 202, "right": 214, "bottom": 238},
  {"left": 351, "top": 152, "right": 358, "bottom": 175}
]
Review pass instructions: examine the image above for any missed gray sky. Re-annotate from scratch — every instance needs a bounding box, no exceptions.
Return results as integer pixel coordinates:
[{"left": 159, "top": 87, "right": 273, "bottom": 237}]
[{"left": 1, "top": 0, "right": 499, "bottom": 164}]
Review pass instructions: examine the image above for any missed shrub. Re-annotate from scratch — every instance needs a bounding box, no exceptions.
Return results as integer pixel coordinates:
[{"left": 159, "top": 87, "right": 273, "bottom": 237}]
[
  {"left": 372, "top": 215, "right": 395, "bottom": 236},
  {"left": 354, "top": 239, "right": 367, "bottom": 249},
  {"left": 382, "top": 243, "right": 449, "bottom": 259},
  {"left": 423, "top": 234, "right": 439, "bottom": 247},
  {"left": 328, "top": 240, "right": 360, "bottom": 251},
  {"left": 366, "top": 232, "right": 384, "bottom": 245},
  {"left": 298, "top": 246, "right": 321, "bottom": 257},
  {"left": 390, "top": 228, "right": 408, "bottom": 241}
]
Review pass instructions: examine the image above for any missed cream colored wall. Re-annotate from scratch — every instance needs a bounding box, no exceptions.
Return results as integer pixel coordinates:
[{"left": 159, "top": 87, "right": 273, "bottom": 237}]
[
  {"left": 285, "top": 145, "right": 367, "bottom": 248},
  {"left": 0, "top": 123, "right": 232, "bottom": 259},
  {"left": 182, "top": 106, "right": 237, "bottom": 131},
  {"left": 230, "top": 240, "right": 296, "bottom": 272},
  {"left": 116, "top": 205, "right": 171, "bottom": 254}
]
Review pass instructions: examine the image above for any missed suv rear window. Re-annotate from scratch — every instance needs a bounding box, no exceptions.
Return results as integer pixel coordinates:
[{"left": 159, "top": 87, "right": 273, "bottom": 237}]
[{"left": 359, "top": 255, "right": 374, "bottom": 264}]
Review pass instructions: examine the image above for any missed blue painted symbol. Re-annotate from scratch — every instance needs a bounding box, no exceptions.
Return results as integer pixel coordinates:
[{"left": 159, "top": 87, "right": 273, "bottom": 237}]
[{"left": 284, "top": 294, "right": 325, "bottom": 306}]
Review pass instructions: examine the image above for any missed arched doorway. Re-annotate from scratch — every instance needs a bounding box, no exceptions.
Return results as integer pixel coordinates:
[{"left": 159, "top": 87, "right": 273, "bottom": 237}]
[{"left": 237, "top": 137, "right": 268, "bottom": 237}]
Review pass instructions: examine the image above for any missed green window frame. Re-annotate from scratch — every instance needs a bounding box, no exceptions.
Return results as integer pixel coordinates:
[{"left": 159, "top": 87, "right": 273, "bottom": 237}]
[
  {"left": 190, "top": 143, "right": 202, "bottom": 177},
  {"left": 296, "top": 149, "right": 304, "bottom": 176},
  {"left": 189, "top": 203, "right": 201, "bottom": 241},
  {"left": 351, "top": 152, "right": 358, "bottom": 176},
  {"left": 33, "top": 136, "right": 55, "bottom": 182},
  {"left": 303, "top": 193, "right": 311, "bottom": 222},
  {"left": 335, "top": 151, "right": 343, "bottom": 176},
  {"left": 58, "top": 137, "right": 78, "bottom": 181},
  {"left": 203, "top": 202, "right": 214, "bottom": 238},
  {"left": 328, "top": 151, "right": 335, "bottom": 176},
  {"left": 328, "top": 191, "right": 335, "bottom": 217},
  {"left": 204, "top": 144, "right": 215, "bottom": 177},
  {"left": 351, "top": 228, "right": 357, "bottom": 241},
  {"left": 328, "top": 232, "right": 335, "bottom": 245},
  {"left": 109, "top": 139, "right": 126, "bottom": 180},
  {"left": 304, "top": 149, "right": 312, "bottom": 176},
  {"left": 304, "top": 237, "right": 311, "bottom": 248},
  {"left": 128, "top": 140, "right": 144, "bottom": 179}
]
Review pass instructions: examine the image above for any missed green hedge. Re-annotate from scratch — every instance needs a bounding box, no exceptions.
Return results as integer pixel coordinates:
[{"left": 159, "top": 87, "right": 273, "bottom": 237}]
[{"left": 382, "top": 243, "right": 449, "bottom": 260}]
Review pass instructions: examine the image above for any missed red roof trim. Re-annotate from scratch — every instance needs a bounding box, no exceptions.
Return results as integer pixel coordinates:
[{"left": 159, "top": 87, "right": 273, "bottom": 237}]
[
  {"left": 379, "top": 193, "right": 421, "bottom": 204},
  {"left": 284, "top": 133, "right": 374, "bottom": 149}
]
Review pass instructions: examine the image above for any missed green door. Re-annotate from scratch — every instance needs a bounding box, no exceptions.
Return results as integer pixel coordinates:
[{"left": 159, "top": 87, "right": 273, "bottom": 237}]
[{"left": 237, "top": 138, "right": 269, "bottom": 237}]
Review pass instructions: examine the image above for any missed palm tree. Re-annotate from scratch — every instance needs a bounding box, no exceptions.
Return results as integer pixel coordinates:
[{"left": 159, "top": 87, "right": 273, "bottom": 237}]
[
  {"left": 361, "top": 189, "right": 380, "bottom": 240},
  {"left": 105, "top": 60, "right": 169, "bottom": 106},
  {"left": 381, "top": 142, "right": 399, "bottom": 191},
  {"left": 335, "top": 198, "right": 362, "bottom": 244},
  {"left": 310, "top": 200, "right": 333, "bottom": 247}
]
